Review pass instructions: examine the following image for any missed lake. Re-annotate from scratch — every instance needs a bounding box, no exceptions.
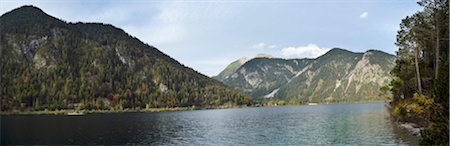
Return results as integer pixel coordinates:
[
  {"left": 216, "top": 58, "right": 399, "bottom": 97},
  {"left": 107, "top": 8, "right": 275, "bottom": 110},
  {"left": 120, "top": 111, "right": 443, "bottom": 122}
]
[{"left": 1, "top": 102, "right": 418, "bottom": 145}]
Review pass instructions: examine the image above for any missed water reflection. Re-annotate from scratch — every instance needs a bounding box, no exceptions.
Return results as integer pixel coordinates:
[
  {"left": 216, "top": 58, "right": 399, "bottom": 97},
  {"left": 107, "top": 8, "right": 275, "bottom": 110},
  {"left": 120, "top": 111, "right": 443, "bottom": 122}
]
[{"left": 1, "top": 102, "right": 418, "bottom": 145}]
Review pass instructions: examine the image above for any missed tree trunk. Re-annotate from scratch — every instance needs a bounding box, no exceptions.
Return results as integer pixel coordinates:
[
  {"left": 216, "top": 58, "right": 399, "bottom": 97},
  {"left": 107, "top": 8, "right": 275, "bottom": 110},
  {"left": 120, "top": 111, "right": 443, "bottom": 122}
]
[
  {"left": 415, "top": 47, "right": 422, "bottom": 94},
  {"left": 435, "top": 22, "right": 440, "bottom": 80}
]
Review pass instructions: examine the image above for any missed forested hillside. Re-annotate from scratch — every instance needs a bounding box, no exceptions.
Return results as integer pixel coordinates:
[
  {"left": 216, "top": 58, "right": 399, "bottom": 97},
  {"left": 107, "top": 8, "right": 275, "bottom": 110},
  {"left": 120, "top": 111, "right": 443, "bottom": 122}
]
[
  {"left": 0, "top": 6, "right": 251, "bottom": 112},
  {"left": 386, "top": 0, "right": 448, "bottom": 144}
]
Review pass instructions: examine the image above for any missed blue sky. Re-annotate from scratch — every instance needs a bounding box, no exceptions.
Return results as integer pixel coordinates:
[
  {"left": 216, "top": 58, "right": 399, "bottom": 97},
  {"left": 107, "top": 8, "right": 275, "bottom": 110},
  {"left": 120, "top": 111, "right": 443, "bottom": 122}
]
[{"left": 1, "top": 0, "right": 422, "bottom": 76}]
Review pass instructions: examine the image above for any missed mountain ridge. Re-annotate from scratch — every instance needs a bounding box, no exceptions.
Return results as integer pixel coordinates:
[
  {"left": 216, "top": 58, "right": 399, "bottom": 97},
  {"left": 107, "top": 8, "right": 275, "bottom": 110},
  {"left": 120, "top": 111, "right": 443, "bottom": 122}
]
[
  {"left": 216, "top": 48, "right": 396, "bottom": 102},
  {"left": 212, "top": 53, "right": 273, "bottom": 81}
]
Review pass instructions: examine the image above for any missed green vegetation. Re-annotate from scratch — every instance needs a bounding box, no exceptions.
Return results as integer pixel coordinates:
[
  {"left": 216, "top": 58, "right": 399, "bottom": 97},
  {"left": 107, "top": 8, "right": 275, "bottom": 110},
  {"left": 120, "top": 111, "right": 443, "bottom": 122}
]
[
  {"left": 261, "top": 99, "right": 305, "bottom": 106},
  {"left": 1, "top": 107, "right": 192, "bottom": 115},
  {"left": 0, "top": 6, "right": 252, "bottom": 114},
  {"left": 259, "top": 99, "right": 383, "bottom": 107},
  {"left": 385, "top": 0, "right": 448, "bottom": 144},
  {"left": 1, "top": 105, "right": 254, "bottom": 115}
]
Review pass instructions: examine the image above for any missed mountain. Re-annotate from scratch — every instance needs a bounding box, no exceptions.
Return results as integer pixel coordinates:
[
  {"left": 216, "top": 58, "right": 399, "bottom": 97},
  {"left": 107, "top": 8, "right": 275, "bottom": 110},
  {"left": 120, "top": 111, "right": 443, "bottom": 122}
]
[
  {"left": 0, "top": 6, "right": 251, "bottom": 112},
  {"left": 213, "top": 57, "right": 250, "bottom": 81},
  {"left": 217, "top": 48, "right": 396, "bottom": 102},
  {"left": 212, "top": 53, "right": 273, "bottom": 81},
  {"left": 220, "top": 58, "right": 313, "bottom": 98}
]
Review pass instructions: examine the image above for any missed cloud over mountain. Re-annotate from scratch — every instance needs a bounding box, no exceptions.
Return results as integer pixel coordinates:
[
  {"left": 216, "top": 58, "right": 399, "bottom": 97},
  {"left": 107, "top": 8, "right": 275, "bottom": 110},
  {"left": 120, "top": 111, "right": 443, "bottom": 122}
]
[{"left": 280, "top": 44, "right": 330, "bottom": 58}]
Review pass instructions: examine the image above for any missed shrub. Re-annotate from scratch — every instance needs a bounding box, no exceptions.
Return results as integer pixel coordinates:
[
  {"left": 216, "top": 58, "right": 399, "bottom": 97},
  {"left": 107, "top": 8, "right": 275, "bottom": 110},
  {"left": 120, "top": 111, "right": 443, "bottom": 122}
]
[{"left": 391, "top": 93, "right": 433, "bottom": 126}]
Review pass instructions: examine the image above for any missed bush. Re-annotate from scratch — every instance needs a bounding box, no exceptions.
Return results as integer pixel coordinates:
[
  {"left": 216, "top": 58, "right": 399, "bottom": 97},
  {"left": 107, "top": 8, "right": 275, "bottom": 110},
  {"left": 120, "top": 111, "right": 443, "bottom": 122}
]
[
  {"left": 391, "top": 93, "right": 433, "bottom": 126},
  {"left": 420, "top": 123, "right": 449, "bottom": 145}
]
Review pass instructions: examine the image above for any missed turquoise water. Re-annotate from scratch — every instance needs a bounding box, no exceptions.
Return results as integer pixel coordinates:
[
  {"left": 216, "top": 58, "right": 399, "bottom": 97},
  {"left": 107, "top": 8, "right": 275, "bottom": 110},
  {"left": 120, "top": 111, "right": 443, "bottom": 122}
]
[{"left": 1, "top": 102, "right": 418, "bottom": 145}]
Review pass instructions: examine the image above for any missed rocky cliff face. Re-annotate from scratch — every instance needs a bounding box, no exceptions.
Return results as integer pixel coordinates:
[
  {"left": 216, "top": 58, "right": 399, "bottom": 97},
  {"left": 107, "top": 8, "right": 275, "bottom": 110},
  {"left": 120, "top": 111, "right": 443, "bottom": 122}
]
[
  {"left": 217, "top": 48, "right": 396, "bottom": 102},
  {"left": 220, "top": 58, "right": 313, "bottom": 98}
]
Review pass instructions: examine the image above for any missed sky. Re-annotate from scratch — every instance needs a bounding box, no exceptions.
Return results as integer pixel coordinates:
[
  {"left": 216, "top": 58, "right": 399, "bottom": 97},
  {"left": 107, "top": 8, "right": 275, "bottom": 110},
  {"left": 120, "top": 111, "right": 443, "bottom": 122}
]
[{"left": 0, "top": 0, "right": 422, "bottom": 76}]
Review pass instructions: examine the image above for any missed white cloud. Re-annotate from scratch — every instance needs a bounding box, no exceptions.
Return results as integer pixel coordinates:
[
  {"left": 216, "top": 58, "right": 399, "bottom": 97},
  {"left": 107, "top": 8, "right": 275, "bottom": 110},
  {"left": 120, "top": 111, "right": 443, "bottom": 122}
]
[
  {"left": 280, "top": 44, "right": 330, "bottom": 58},
  {"left": 251, "top": 42, "right": 277, "bottom": 50},
  {"left": 360, "top": 12, "right": 368, "bottom": 19}
]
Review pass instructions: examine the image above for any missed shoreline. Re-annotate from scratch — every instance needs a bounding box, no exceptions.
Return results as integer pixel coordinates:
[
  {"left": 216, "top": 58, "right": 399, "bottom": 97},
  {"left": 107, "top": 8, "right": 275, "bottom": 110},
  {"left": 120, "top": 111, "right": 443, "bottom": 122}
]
[
  {"left": 385, "top": 102, "right": 424, "bottom": 139},
  {"left": 0, "top": 107, "right": 194, "bottom": 116},
  {"left": 0, "top": 104, "right": 256, "bottom": 116},
  {"left": 397, "top": 122, "right": 423, "bottom": 137},
  {"left": 1, "top": 100, "right": 385, "bottom": 116}
]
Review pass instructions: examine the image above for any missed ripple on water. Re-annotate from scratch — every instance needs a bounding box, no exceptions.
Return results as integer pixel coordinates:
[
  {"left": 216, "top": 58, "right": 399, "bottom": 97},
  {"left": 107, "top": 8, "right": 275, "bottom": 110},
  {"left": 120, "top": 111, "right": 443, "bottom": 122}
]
[{"left": 1, "top": 102, "right": 418, "bottom": 145}]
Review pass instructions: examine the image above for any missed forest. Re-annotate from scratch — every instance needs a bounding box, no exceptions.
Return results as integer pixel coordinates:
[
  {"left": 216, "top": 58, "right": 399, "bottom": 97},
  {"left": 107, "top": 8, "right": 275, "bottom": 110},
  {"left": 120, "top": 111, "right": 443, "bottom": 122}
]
[
  {"left": 385, "top": 0, "right": 449, "bottom": 145},
  {"left": 0, "top": 6, "right": 252, "bottom": 113}
]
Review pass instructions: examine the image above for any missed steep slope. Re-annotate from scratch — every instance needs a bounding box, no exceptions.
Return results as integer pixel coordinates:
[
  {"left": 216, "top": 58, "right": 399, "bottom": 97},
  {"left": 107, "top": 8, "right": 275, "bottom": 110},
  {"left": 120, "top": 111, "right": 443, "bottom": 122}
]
[
  {"left": 221, "top": 58, "right": 313, "bottom": 97},
  {"left": 213, "top": 57, "right": 249, "bottom": 81},
  {"left": 276, "top": 49, "right": 396, "bottom": 102},
  {"left": 213, "top": 53, "right": 273, "bottom": 80},
  {"left": 220, "top": 48, "right": 396, "bottom": 102},
  {"left": 0, "top": 6, "right": 250, "bottom": 112}
]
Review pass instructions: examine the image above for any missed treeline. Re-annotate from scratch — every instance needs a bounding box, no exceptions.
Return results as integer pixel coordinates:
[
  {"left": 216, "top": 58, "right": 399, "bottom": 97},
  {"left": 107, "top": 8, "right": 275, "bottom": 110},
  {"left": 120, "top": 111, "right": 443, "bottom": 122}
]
[
  {"left": 0, "top": 6, "right": 251, "bottom": 112},
  {"left": 385, "top": 0, "right": 448, "bottom": 145}
]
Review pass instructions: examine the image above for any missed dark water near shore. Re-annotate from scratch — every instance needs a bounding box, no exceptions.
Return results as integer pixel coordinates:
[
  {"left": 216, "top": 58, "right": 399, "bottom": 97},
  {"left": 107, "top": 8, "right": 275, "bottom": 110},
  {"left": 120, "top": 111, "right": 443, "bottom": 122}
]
[{"left": 1, "top": 102, "right": 418, "bottom": 145}]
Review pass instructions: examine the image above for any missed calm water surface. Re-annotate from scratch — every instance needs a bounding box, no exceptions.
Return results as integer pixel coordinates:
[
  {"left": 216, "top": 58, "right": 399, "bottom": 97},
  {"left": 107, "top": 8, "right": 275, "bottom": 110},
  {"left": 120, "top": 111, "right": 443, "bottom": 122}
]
[{"left": 1, "top": 102, "right": 418, "bottom": 145}]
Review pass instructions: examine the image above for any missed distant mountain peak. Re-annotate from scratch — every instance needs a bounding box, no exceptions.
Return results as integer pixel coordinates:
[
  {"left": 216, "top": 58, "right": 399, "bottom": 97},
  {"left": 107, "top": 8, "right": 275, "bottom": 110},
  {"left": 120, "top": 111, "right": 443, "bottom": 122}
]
[
  {"left": 213, "top": 53, "right": 274, "bottom": 80},
  {"left": 2, "top": 5, "right": 52, "bottom": 19},
  {"left": 327, "top": 48, "right": 354, "bottom": 54},
  {"left": 238, "top": 57, "right": 249, "bottom": 64},
  {"left": 365, "top": 49, "right": 395, "bottom": 56},
  {"left": 255, "top": 53, "right": 273, "bottom": 58},
  {"left": 8, "top": 5, "right": 43, "bottom": 13},
  {"left": 1, "top": 5, "right": 67, "bottom": 35}
]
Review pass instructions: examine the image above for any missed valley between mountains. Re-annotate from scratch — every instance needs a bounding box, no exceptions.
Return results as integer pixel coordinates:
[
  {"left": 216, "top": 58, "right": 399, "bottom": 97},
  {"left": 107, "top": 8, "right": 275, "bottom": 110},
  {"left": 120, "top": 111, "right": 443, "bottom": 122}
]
[{"left": 1, "top": 6, "right": 396, "bottom": 113}]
